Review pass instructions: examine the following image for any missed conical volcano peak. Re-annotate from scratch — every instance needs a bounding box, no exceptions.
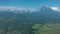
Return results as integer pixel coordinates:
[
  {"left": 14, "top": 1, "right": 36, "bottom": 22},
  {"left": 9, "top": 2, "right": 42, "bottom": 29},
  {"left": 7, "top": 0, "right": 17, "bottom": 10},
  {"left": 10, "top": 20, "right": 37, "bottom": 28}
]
[
  {"left": 40, "top": 6, "right": 52, "bottom": 12},
  {"left": 41, "top": 6, "right": 51, "bottom": 10}
]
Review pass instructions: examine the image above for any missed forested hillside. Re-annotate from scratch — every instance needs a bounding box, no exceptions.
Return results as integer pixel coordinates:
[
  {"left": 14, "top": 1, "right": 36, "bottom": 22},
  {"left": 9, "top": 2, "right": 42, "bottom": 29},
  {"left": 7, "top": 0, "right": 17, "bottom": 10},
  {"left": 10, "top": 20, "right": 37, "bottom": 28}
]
[{"left": 0, "top": 6, "right": 60, "bottom": 34}]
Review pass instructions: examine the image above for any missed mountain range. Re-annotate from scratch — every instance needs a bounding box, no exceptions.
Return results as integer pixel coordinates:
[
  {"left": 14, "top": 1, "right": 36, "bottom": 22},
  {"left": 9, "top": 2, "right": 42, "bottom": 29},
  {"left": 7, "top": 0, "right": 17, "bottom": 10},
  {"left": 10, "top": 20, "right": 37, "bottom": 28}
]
[{"left": 0, "top": 6, "right": 60, "bottom": 34}]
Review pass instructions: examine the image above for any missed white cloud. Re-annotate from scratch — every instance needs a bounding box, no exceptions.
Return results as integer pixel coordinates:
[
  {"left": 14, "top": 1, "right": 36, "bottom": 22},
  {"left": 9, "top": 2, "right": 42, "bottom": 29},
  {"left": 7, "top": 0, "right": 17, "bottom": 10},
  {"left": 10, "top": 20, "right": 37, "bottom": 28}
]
[
  {"left": 0, "top": 6, "right": 35, "bottom": 12},
  {"left": 51, "top": 7, "right": 60, "bottom": 11},
  {"left": 0, "top": 6, "right": 26, "bottom": 11}
]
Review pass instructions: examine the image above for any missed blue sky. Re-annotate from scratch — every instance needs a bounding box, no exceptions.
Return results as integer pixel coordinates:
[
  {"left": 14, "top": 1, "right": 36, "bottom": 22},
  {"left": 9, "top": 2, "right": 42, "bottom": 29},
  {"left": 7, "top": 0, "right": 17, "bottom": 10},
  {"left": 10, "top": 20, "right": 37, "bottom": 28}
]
[{"left": 0, "top": 0, "right": 60, "bottom": 9}]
